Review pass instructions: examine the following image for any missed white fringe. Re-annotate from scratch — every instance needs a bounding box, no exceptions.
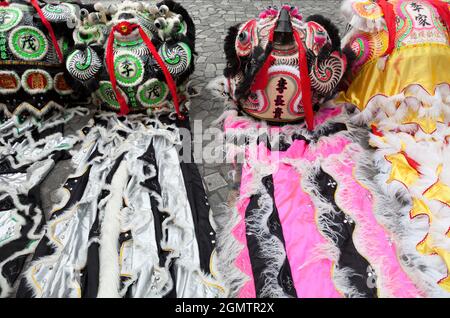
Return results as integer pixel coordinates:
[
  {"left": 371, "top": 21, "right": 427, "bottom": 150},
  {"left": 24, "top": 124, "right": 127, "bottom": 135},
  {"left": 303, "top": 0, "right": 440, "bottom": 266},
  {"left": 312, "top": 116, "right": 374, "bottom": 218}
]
[{"left": 97, "top": 160, "right": 128, "bottom": 298}]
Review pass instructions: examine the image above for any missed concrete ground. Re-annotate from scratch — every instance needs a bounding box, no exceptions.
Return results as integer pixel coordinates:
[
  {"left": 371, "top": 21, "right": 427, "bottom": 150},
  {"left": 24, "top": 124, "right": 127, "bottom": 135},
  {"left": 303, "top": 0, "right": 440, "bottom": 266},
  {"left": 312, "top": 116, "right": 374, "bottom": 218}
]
[{"left": 41, "top": 0, "right": 347, "bottom": 216}]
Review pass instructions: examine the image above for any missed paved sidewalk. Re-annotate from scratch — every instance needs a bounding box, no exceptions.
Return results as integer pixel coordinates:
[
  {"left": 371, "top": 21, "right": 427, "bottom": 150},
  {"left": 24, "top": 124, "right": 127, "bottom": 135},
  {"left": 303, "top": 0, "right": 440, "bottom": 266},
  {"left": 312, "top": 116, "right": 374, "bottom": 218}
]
[{"left": 41, "top": 0, "right": 348, "bottom": 216}]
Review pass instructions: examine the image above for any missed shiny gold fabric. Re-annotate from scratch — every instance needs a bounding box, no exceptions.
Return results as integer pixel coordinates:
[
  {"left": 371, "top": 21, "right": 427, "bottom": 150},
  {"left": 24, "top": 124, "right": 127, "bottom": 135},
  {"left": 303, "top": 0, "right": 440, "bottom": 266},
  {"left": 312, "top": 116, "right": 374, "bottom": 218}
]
[{"left": 337, "top": 44, "right": 450, "bottom": 110}]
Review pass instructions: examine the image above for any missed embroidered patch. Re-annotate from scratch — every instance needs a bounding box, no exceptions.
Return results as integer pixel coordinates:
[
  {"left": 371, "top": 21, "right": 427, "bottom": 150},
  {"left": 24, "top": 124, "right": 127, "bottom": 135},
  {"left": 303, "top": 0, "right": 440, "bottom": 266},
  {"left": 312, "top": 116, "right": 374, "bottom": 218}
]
[
  {"left": 97, "top": 81, "right": 127, "bottom": 109},
  {"left": 0, "top": 71, "right": 20, "bottom": 94},
  {"left": 21, "top": 69, "right": 53, "bottom": 94},
  {"left": 0, "top": 7, "right": 23, "bottom": 32},
  {"left": 42, "top": 4, "right": 75, "bottom": 23},
  {"left": 54, "top": 73, "right": 73, "bottom": 95},
  {"left": 137, "top": 78, "right": 169, "bottom": 107},
  {"left": 114, "top": 38, "right": 149, "bottom": 57},
  {"left": 9, "top": 26, "right": 48, "bottom": 61},
  {"left": 159, "top": 42, "right": 192, "bottom": 76},
  {"left": 66, "top": 47, "right": 102, "bottom": 81},
  {"left": 113, "top": 52, "right": 144, "bottom": 87},
  {"left": 310, "top": 51, "right": 346, "bottom": 96}
]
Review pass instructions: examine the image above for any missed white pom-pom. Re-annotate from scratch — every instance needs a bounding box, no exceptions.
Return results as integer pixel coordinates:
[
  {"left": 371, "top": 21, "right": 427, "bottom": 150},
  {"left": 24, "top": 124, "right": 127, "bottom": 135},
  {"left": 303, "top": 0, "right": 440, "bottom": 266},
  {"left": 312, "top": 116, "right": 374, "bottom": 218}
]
[{"left": 94, "top": 2, "right": 104, "bottom": 12}]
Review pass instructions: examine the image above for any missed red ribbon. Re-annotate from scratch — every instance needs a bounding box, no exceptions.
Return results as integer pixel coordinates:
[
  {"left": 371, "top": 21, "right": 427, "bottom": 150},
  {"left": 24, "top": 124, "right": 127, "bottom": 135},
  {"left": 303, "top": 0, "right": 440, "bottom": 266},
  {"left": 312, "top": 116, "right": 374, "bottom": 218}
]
[
  {"left": 377, "top": 0, "right": 397, "bottom": 57},
  {"left": 293, "top": 29, "right": 314, "bottom": 131},
  {"left": 0, "top": 1, "right": 9, "bottom": 7},
  {"left": 30, "top": 0, "right": 63, "bottom": 62},
  {"left": 105, "top": 23, "right": 183, "bottom": 119}
]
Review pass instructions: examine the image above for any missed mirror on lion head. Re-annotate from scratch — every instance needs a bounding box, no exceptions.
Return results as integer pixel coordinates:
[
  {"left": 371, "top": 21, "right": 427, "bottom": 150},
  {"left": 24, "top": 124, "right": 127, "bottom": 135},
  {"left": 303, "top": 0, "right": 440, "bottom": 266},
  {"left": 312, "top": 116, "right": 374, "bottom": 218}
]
[{"left": 223, "top": 5, "right": 351, "bottom": 130}]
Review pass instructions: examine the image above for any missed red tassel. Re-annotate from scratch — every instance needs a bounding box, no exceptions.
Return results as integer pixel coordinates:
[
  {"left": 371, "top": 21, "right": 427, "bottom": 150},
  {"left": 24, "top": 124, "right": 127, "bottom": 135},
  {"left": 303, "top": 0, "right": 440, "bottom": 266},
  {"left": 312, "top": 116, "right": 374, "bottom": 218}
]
[
  {"left": 377, "top": 0, "right": 397, "bottom": 57},
  {"left": 30, "top": 0, "right": 63, "bottom": 62},
  {"left": 293, "top": 30, "right": 315, "bottom": 131}
]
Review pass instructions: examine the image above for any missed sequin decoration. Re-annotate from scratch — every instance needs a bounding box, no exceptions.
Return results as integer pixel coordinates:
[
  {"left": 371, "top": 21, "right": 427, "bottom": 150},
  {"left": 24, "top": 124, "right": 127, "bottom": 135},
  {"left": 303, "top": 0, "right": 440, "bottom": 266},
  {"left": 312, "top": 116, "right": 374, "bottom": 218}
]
[
  {"left": 97, "top": 81, "right": 127, "bottom": 109},
  {"left": 0, "top": 71, "right": 21, "bottom": 94},
  {"left": 310, "top": 52, "right": 346, "bottom": 96},
  {"left": 66, "top": 47, "right": 102, "bottom": 81},
  {"left": 137, "top": 78, "right": 169, "bottom": 107},
  {"left": 41, "top": 4, "right": 75, "bottom": 23},
  {"left": 8, "top": 26, "right": 48, "bottom": 61},
  {"left": 21, "top": 69, "right": 53, "bottom": 94},
  {"left": 113, "top": 52, "right": 144, "bottom": 87},
  {"left": 159, "top": 42, "right": 192, "bottom": 77}
]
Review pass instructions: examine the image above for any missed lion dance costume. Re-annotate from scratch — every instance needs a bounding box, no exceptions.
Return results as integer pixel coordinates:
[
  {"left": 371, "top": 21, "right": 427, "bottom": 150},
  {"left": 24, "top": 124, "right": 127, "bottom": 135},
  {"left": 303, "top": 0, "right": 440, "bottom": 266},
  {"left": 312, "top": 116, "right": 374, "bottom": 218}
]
[
  {"left": 212, "top": 0, "right": 450, "bottom": 298},
  {"left": 0, "top": 0, "right": 226, "bottom": 298}
]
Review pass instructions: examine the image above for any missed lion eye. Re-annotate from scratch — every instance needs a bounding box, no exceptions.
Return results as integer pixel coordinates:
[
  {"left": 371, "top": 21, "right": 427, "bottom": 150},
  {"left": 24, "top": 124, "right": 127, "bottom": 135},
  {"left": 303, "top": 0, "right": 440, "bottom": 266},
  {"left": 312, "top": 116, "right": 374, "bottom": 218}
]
[{"left": 238, "top": 31, "right": 249, "bottom": 43}]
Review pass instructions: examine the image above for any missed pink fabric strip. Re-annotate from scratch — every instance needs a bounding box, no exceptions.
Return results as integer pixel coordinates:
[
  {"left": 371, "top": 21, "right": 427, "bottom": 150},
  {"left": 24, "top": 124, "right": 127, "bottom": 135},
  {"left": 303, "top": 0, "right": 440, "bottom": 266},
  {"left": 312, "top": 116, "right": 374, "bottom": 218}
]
[
  {"left": 256, "top": 140, "right": 344, "bottom": 297},
  {"left": 224, "top": 106, "right": 347, "bottom": 298},
  {"left": 322, "top": 146, "right": 423, "bottom": 297},
  {"left": 234, "top": 162, "right": 257, "bottom": 298}
]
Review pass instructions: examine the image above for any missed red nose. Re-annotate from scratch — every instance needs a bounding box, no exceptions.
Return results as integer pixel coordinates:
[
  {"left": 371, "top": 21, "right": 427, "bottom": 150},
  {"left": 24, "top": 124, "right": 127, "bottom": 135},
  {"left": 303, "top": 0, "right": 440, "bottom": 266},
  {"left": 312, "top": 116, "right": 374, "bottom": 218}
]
[{"left": 115, "top": 21, "right": 137, "bottom": 36}]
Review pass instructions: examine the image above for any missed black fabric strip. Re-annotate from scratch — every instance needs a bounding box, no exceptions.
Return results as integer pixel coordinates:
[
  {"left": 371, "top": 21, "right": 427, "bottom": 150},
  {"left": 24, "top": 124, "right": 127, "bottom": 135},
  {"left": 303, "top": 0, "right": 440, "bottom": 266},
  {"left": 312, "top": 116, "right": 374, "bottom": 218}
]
[
  {"left": 175, "top": 115, "right": 217, "bottom": 274},
  {"left": 180, "top": 161, "right": 216, "bottom": 274},
  {"left": 245, "top": 175, "right": 297, "bottom": 298},
  {"left": 139, "top": 142, "right": 168, "bottom": 267},
  {"left": 314, "top": 168, "right": 377, "bottom": 298},
  {"left": 50, "top": 166, "right": 92, "bottom": 219},
  {"left": 139, "top": 141, "right": 177, "bottom": 298}
]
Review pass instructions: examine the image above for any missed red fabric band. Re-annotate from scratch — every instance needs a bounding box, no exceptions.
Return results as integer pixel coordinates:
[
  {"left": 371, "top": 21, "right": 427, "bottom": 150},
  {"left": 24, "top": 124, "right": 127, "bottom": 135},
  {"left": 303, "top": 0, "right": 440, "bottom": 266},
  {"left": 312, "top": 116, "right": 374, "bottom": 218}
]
[{"left": 30, "top": 0, "right": 64, "bottom": 63}]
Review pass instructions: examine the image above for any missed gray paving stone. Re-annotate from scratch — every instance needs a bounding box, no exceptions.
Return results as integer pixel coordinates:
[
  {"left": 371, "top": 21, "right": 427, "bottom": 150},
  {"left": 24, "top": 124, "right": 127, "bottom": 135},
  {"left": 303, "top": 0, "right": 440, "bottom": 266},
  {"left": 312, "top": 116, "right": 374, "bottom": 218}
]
[{"left": 204, "top": 172, "right": 228, "bottom": 192}]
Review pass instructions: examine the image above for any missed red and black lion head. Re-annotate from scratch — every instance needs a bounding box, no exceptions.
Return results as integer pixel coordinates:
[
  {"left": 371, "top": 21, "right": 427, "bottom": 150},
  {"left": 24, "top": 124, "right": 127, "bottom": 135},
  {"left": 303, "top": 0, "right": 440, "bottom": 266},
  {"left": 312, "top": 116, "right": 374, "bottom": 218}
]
[{"left": 223, "top": 5, "right": 351, "bottom": 130}]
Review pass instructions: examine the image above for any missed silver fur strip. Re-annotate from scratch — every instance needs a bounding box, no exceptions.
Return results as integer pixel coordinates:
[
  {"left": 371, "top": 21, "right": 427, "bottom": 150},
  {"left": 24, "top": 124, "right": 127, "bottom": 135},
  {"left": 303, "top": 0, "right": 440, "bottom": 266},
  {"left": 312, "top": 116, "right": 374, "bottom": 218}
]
[
  {"left": 21, "top": 113, "right": 227, "bottom": 298},
  {"left": 0, "top": 108, "right": 87, "bottom": 298}
]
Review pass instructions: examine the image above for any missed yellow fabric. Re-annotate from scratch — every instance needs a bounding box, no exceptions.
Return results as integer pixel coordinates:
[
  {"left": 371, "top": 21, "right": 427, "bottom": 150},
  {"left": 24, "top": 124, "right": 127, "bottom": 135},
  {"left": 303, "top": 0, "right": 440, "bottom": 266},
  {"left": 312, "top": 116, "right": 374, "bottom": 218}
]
[
  {"left": 423, "top": 180, "right": 450, "bottom": 206},
  {"left": 416, "top": 234, "right": 436, "bottom": 255},
  {"left": 410, "top": 197, "right": 433, "bottom": 220},
  {"left": 385, "top": 152, "right": 420, "bottom": 187},
  {"left": 337, "top": 44, "right": 450, "bottom": 110}
]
